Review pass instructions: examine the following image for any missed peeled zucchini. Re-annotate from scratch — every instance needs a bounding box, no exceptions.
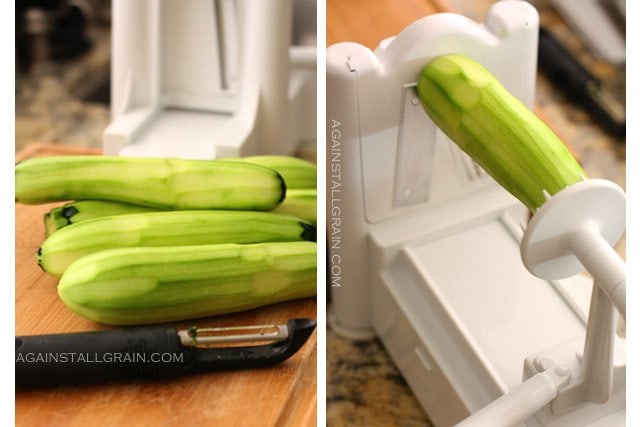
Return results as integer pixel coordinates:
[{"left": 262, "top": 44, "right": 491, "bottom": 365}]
[
  {"left": 15, "top": 155, "right": 286, "bottom": 210},
  {"left": 227, "top": 155, "right": 317, "bottom": 189},
  {"left": 44, "top": 200, "right": 162, "bottom": 237},
  {"left": 417, "top": 54, "right": 586, "bottom": 211},
  {"left": 58, "top": 242, "right": 317, "bottom": 325},
  {"left": 271, "top": 189, "right": 317, "bottom": 224},
  {"left": 39, "top": 210, "right": 316, "bottom": 277}
]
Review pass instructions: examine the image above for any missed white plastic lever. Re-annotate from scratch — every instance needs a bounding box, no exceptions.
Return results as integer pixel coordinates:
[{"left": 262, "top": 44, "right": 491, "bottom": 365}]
[
  {"left": 570, "top": 230, "right": 626, "bottom": 319},
  {"left": 581, "top": 282, "right": 616, "bottom": 403},
  {"left": 456, "top": 365, "right": 571, "bottom": 427},
  {"left": 520, "top": 178, "right": 625, "bottom": 413},
  {"left": 546, "top": 279, "right": 618, "bottom": 413}
]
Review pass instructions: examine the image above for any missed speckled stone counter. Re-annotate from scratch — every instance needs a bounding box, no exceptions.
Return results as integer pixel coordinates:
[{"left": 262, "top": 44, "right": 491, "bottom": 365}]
[
  {"left": 327, "top": 329, "right": 435, "bottom": 426},
  {"left": 15, "top": 27, "right": 111, "bottom": 153}
]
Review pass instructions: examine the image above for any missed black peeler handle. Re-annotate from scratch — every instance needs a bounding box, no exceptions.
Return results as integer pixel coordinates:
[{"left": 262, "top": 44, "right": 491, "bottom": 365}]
[
  {"left": 16, "top": 326, "right": 189, "bottom": 387},
  {"left": 16, "top": 318, "right": 316, "bottom": 387}
]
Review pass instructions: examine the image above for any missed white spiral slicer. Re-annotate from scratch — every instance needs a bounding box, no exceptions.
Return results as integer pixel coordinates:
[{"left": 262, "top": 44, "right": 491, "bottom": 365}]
[
  {"left": 104, "top": 0, "right": 316, "bottom": 159},
  {"left": 326, "top": 1, "right": 625, "bottom": 425}
]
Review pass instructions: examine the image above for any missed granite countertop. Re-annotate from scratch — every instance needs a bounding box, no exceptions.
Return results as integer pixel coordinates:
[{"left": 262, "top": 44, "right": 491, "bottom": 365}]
[{"left": 15, "top": 26, "right": 111, "bottom": 153}]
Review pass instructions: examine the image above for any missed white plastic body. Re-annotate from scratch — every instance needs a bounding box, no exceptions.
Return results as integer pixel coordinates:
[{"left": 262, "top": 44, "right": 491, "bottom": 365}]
[
  {"left": 326, "top": 1, "right": 625, "bottom": 425},
  {"left": 104, "top": 0, "right": 316, "bottom": 159},
  {"left": 327, "top": 0, "right": 539, "bottom": 344}
]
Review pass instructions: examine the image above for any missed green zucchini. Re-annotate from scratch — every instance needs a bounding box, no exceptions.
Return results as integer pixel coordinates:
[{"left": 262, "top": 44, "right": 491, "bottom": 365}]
[
  {"left": 57, "top": 241, "right": 317, "bottom": 325},
  {"left": 39, "top": 210, "right": 316, "bottom": 277},
  {"left": 417, "top": 54, "right": 586, "bottom": 211},
  {"left": 226, "top": 155, "right": 317, "bottom": 189},
  {"left": 15, "top": 155, "right": 286, "bottom": 210},
  {"left": 44, "top": 200, "right": 162, "bottom": 237},
  {"left": 271, "top": 189, "right": 317, "bottom": 224}
]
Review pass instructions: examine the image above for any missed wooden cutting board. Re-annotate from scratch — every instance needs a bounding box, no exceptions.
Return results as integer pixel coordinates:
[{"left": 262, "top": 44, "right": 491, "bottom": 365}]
[{"left": 15, "top": 144, "right": 317, "bottom": 427}]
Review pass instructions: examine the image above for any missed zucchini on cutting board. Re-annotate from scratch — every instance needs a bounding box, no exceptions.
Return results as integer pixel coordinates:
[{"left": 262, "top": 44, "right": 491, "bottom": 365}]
[{"left": 15, "top": 145, "right": 316, "bottom": 427}]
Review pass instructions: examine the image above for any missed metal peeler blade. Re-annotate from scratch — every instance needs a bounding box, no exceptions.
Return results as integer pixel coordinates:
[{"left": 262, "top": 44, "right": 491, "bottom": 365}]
[{"left": 189, "top": 318, "right": 317, "bottom": 372}]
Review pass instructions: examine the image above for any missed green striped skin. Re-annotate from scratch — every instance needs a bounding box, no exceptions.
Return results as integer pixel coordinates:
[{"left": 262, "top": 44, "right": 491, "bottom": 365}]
[
  {"left": 417, "top": 54, "right": 586, "bottom": 211},
  {"left": 58, "top": 242, "right": 317, "bottom": 325},
  {"left": 272, "top": 189, "right": 317, "bottom": 224},
  {"left": 39, "top": 210, "right": 316, "bottom": 277},
  {"left": 227, "top": 155, "right": 317, "bottom": 189},
  {"left": 16, "top": 156, "right": 286, "bottom": 210},
  {"left": 45, "top": 201, "right": 162, "bottom": 237}
]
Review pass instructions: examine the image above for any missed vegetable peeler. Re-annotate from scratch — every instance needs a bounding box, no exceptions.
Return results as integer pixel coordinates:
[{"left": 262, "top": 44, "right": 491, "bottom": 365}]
[{"left": 16, "top": 318, "right": 316, "bottom": 387}]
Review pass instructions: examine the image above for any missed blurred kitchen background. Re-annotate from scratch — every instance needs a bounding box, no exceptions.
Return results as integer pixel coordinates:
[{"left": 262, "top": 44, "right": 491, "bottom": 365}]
[
  {"left": 15, "top": 0, "right": 318, "bottom": 156},
  {"left": 15, "top": 0, "right": 625, "bottom": 176},
  {"left": 15, "top": 0, "right": 624, "bottom": 177},
  {"left": 16, "top": 0, "right": 112, "bottom": 152}
]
